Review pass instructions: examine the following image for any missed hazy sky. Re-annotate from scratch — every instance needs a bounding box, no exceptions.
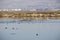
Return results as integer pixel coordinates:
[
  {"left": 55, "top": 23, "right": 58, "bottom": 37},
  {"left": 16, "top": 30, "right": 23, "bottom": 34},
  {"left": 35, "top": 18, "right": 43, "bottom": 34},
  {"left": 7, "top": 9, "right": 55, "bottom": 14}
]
[{"left": 0, "top": 0, "right": 60, "bottom": 9}]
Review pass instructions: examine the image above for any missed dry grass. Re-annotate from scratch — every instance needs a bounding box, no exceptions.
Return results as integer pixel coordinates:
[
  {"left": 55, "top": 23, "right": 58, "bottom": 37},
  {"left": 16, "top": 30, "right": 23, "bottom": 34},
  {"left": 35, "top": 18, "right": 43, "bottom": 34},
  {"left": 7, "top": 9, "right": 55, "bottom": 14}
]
[{"left": 0, "top": 10, "right": 60, "bottom": 20}]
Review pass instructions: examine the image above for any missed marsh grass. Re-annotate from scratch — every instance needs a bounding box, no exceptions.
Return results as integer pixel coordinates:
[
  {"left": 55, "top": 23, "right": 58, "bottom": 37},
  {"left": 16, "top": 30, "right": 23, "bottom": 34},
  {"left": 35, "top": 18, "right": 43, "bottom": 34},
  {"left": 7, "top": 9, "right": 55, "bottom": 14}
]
[{"left": 0, "top": 10, "right": 60, "bottom": 20}]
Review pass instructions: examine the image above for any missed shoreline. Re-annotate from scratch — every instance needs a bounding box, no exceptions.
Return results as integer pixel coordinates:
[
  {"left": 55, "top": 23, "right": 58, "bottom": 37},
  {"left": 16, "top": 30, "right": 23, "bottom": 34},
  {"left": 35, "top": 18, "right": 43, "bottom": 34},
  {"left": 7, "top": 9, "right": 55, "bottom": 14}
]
[{"left": 0, "top": 9, "right": 60, "bottom": 20}]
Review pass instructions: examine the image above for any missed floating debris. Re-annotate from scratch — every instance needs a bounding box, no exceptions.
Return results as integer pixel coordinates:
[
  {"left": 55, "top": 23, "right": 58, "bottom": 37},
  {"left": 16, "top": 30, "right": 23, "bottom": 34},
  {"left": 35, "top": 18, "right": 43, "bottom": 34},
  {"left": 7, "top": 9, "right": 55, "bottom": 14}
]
[
  {"left": 36, "top": 34, "right": 39, "bottom": 36},
  {"left": 5, "top": 27, "right": 7, "bottom": 29}
]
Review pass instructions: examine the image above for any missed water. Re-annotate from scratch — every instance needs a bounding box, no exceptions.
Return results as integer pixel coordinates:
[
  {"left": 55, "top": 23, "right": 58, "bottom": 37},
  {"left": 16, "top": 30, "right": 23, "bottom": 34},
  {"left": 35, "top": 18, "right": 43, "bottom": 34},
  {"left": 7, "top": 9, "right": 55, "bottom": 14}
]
[
  {"left": 0, "top": 0, "right": 60, "bottom": 9},
  {"left": 0, "top": 19, "right": 60, "bottom": 40}
]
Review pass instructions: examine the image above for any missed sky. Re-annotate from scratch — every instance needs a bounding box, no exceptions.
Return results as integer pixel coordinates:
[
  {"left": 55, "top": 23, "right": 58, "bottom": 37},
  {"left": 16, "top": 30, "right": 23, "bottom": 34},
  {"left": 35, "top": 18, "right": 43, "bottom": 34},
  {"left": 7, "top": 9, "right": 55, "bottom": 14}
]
[{"left": 0, "top": 0, "right": 60, "bottom": 9}]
